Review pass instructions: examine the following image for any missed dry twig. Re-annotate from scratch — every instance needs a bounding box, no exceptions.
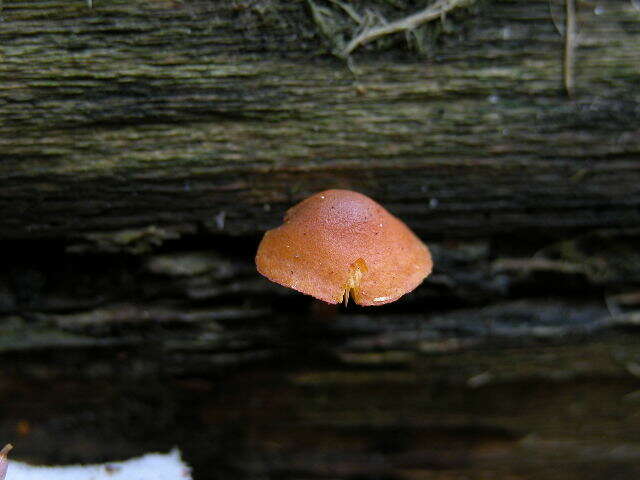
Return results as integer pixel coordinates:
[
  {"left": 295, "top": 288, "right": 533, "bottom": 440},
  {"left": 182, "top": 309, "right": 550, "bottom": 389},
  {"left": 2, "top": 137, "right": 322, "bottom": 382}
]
[
  {"left": 564, "top": 0, "right": 577, "bottom": 97},
  {"left": 0, "top": 445, "right": 12, "bottom": 480},
  {"left": 341, "top": 0, "right": 470, "bottom": 56}
]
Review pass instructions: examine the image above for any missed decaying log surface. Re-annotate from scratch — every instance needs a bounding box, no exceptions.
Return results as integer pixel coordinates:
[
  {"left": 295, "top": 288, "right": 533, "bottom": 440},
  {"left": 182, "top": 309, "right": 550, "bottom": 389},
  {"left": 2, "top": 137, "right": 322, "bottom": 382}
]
[
  {"left": 2, "top": 0, "right": 640, "bottom": 239},
  {"left": 2, "top": 0, "right": 640, "bottom": 479}
]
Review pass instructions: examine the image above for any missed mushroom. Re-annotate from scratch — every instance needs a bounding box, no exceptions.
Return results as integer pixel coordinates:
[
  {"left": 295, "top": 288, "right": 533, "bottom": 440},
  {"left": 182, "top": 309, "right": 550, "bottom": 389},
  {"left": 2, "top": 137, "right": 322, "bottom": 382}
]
[
  {"left": 0, "top": 444, "right": 12, "bottom": 480},
  {"left": 256, "top": 189, "right": 432, "bottom": 306}
]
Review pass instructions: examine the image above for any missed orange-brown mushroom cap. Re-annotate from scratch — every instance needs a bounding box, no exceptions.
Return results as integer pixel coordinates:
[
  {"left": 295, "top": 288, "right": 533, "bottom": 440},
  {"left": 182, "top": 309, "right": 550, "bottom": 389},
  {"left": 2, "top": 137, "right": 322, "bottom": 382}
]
[{"left": 255, "top": 189, "right": 432, "bottom": 306}]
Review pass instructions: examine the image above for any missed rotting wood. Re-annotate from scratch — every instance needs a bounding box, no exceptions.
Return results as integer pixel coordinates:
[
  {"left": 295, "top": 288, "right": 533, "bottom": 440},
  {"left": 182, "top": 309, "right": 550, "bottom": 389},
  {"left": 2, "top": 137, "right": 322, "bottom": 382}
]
[
  {"left": 2, "top": 1, "right": 640, "bottom": 479},
  {"left": 2, "top": 335, "right": 640, "bottom": 479},
  {"left": 1, "top": 1, "right": 640, "bottom": 241},
  {"left": 2, "top": 232, "right": 639, "bottom": 365}
]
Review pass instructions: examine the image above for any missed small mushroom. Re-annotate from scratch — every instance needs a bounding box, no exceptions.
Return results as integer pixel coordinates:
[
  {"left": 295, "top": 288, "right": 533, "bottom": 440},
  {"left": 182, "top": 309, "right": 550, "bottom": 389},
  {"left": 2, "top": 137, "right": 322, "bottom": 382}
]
[
  {"left": 0, "top": 444, "right": 12, "bottom": 480},
  {"left": 256, "top": 189, "right": 432, "bottom": 306}
]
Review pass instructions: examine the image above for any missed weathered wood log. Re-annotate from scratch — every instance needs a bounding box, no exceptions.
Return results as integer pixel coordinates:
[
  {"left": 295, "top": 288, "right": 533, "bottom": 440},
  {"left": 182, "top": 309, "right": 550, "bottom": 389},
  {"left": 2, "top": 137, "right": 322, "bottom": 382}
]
[
  {"left": 2, "top": 0, "right": 640, "bottom": 240},
  {"left": 3, "top": 332, "right": 640, "bottom": 479},
  {"left": 2, "top": 231, "right": 640, "bottom": 478},
  {"left": 2, "top": 0, "right": 640, "bottom": 479}
]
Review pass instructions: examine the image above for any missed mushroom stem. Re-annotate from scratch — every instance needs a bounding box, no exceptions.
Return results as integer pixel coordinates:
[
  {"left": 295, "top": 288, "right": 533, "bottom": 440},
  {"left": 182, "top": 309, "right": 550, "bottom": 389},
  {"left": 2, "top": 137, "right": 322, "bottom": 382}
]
[{"left": 342, "top": 258, "right": 368, "bottom": 306}]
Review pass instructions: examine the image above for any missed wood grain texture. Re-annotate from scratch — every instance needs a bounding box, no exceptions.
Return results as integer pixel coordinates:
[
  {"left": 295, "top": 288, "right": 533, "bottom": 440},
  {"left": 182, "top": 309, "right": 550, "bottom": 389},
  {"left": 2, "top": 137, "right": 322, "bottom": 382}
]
[
  {"left": 2, "top": 0, "right": 640, "bottom": 240},
  {"left": 2, "top": 1, "right": 640, "bottom": 479}
]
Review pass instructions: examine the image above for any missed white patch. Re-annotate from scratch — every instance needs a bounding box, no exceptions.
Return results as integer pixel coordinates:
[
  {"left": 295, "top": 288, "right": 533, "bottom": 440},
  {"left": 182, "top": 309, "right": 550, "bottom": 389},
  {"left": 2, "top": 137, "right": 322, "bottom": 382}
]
[
  {"left": 6, "top": 449, "right": 190, "bottom": 480},
  {"left": 373, "top": 296, "right": 390, "bottom": 302}
]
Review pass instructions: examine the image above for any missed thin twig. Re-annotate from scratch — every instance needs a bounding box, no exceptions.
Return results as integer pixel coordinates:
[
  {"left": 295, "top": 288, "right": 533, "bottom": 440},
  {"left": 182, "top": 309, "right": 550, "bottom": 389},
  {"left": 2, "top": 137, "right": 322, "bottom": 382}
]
[
  {"left": 548, "top": 0, "right": 563, "bottom": 36},
  {"left": 307, "top": 0, "right": 336, "bottom": 41},
  {"left": 341, "top": 0, "right": 469, "bottom": 56},
  {"left": 0, "top": 444, "right": 12, "bottom": 480},
  {"left": 0, "top": 445, "right": 11, "bottom": 459},
  {"left": 328, "top": 0, "right": 363, "bottom": 25},
  {"left": 564, "top": 0, "right": 576, "bottom": 97}
]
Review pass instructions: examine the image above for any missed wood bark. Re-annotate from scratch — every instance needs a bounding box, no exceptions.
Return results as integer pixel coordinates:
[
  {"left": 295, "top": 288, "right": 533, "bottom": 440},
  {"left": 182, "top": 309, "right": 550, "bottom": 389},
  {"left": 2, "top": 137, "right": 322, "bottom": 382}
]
[{"left": 1, "top": 0, "right": 640, "bottom": 479}]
